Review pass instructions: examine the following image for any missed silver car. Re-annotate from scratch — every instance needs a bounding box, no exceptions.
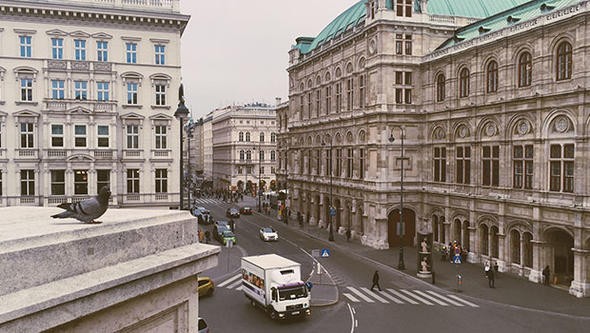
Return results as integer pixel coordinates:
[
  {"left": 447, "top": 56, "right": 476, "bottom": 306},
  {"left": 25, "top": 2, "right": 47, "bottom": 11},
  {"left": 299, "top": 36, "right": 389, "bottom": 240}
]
[{"left": 259, "top": 227, "right": 278, "bottom": 241}]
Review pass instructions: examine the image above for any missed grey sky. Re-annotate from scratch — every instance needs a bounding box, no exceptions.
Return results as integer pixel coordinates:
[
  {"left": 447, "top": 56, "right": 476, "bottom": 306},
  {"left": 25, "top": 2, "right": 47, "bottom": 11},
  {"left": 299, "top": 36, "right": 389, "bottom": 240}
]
[{"left": 180, "top": 0, "right": 360, "bottom": 119}]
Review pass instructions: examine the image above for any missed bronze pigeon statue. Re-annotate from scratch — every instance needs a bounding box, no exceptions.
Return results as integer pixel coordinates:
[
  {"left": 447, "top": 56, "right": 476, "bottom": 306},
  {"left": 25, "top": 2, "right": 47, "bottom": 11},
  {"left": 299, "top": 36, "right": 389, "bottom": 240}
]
[{"left": 51, "top": 186, "right": 111, "bottom": 224}]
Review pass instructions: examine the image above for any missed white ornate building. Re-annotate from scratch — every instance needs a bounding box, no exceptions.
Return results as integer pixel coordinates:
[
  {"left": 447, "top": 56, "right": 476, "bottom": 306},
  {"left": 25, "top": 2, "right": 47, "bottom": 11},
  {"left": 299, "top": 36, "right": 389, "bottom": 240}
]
[
  {"left": 286, "top": 0, "right": 590, "bottom": 297},
  {"left": 0, "top": 0, "right": 189, "bottom": 208}
]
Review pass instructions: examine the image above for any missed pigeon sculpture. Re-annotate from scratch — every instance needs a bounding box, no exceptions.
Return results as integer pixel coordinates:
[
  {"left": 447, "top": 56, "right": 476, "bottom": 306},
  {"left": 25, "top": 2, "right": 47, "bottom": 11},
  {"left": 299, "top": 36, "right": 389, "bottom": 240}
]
[{"left": 51, "top": 186, "right": 111, "bottom": 224}]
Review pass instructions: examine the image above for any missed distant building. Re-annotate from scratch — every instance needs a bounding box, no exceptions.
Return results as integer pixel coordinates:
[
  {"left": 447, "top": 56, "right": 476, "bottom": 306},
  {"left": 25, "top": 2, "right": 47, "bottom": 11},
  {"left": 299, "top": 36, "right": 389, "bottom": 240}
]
[
  {"left": 275, "top": 98, "right": 289, "bottom": 191},
  {"left": 202, "top": 112, "right": 214, "bottom": 182},
  {"left": 286, "top": 0, "right": 590, "bottom": 297},
  {"left": 0, "top": 0, "right": 189, "bottom": 208}
]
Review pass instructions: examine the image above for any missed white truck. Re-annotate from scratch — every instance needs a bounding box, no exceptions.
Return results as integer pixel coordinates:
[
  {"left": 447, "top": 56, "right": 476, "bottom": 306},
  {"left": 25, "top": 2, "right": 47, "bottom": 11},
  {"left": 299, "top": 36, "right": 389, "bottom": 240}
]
[{"left": 241, "top": 254, "right": 311, "bottom": 320}]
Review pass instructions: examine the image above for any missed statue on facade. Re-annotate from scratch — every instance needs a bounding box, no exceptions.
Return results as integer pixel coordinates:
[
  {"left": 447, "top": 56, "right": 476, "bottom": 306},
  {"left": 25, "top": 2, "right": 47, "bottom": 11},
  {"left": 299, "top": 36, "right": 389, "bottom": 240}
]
[{"left": 421, "top": 238, "right": 429, "bottom": 253}]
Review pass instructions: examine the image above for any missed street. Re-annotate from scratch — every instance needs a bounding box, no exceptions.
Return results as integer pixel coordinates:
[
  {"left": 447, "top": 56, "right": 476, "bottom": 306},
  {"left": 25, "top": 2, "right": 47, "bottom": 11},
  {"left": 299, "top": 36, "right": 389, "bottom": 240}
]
[{"left": 196, "top": 196, "right": 590, "bottom": 333}]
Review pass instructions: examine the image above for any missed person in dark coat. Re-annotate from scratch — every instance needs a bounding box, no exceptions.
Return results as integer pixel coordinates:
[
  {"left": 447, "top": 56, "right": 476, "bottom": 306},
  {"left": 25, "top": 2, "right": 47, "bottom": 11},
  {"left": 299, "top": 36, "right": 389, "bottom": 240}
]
[
  {"left": 230, "top": 218, "right": 235, "bottom": 232},
  {"left": 542, "top": 265, "right": 551, "bottom": 285},
  {"left": 485, "top": 261, "right": 495, "bottom": 288},
  {"left": 370, "top": 270, "right": 382, "bottom": 291},
  {"left": 346, "top": 228, "right": 351, "bottom": 242}
]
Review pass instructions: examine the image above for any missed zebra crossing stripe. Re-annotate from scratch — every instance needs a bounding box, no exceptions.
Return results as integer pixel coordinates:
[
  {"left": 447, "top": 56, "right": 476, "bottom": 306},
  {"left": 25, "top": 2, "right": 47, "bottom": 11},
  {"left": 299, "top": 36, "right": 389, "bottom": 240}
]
[
  {"left": 343, "top": 293, "right": 360, "bottom": 302},
  {"left": 345, "top": 287, "right": 375, "bottom": 303},
  {"left": 446, "top": 294, "right": 480, "bottom": 308},
  {"left": 360, "top": 287, "right": 389, "bottom": 303},
  {"left": 377, "top": 290, "right": 404, "bottom": 304},
  {"left": 400, "top": 289, "right": 434, "bottom": 305},
  {"left": 218, "top": 274, "right": 241, "bottom": 288},
  {"left": 235, "top": 286, "right": 243, "bottom": 291},
  {"left": 412, "top": 290, "right": 448, "bottom": 306},
  {"left": 227, "top": 279, "right": 243, "bottom": 289},
  {"left": 425, "top": 291, "right": 464, "bottom": 306},
  {"left": 386, "top": 289, "right": 419, "bottom": 305}
]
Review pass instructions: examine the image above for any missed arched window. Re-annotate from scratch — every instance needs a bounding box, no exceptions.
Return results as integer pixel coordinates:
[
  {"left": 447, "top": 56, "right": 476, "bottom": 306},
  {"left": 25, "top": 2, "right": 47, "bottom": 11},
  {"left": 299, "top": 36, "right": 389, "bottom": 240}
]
[
  {"left": 518, "top": 52, "right": 532, "bottom": 87},
  {"left": 239, "top": 132, "right": 244, "bottom": 142},
  {"left": 271, "top": 132, "right": 276, "bottom": 143},
  {"left": 239, "top": 150, "right": 245, "bottom": 161},
  {"left": 271, "top": 150, "right": 276, "bottom": 161},
  {"left": 436, "top": 74, "right": 445, "bottom": 102},
  {"left": 245, "top": 132, "right": 250, "bottom": 142},
  {"left": 486, "top": 61, "right": 498, "bottom": 93},
  {"left": 459, "top": 68, "right": 470, "bottom": 97},
  {"left": 556, "top": 41, "right": 572, "bottom": 81},
  {"left": 246, "top": 150, "right": 252, "bottom": 161}
]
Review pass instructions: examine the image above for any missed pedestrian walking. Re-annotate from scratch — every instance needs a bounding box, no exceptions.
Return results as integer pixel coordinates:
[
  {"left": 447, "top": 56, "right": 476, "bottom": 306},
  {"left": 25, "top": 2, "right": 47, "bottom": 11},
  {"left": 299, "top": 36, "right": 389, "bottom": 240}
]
[
  {"left": 370, "top": 270, "right": 382, "bottom": 291},
  {"left": 543, "top": 265, "right": 551, "bottom": 285},
  {"left": 230, "top": 218, "right": 235, "bottom": 232},
  {"left": 484, "top": 261, "right": 495, "bottom": 288},
  {"left": 346, "top": 228, "right": 351, "bottom": 242}
]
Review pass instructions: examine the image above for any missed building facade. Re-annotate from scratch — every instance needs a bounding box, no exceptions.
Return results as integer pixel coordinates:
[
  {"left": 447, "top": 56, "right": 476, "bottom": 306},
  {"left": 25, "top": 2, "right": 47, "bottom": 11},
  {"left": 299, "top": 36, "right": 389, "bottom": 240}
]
[
  {"left": 211, "top": 103, "right": 278, "bottom": 195},
  {"left": 275, "top": 99, "right": 289, "bottom": 191},
  {"left": 0, "top": 0, "right": 189, "bottom": 208},
  {"left": 286, "top": 0, "right": 590, "bottom": 297}
]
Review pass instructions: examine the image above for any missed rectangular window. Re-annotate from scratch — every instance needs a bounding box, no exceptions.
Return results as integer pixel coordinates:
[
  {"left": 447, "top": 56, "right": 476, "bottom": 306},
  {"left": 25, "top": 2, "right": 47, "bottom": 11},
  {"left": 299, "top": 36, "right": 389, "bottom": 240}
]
[
  {"left": 359, "top": 148, "right": 365, "bottom": 179},
  {"left": 20, "top": 123, "right": 34, "bottom": 148},
  {"left": 74, "top": 170, "right": 88, "bottom": 195},
  {"left": 20, "top": 35, "right": 32, "bottom": 58},
  {"left": 97, "top": 125, "right": 109, "bottom": 147},
  {"left": 155, "top": 84, "right": 166, "bottom": 106},
  {"left": 395, "top": 88, "right": 403, "bottom": 104},
  {"left": 155, "top": 125, "right": 167, "bottom": 149},
  {"left": 126, "top": 42, "right": 137, "bottom": 64},
  {"left": 359, "top": 75, "right": 366, "bottom": 108},
  {"left": 261, "top": 166, "right": 265, "bottom": 175},
  {"left": 335, "top": 83, "right": 342, "bottom": 112},
  {"left": 74, "top": 80, "right": 88, "bottom": 100},
  {"left": 127, "top": 82, "right": 138, "bottom": 104},
  {"left": 316, "top": 149, "right": 321, "bottom": 175},
  {"left": 405, "top": 72, "right": 412, "bottom": 85},
  {"left": 127, "top": 169, "right": 140, "bottom": 193},
  {"left": 396, "top": 0, "right": 412, "bottom": 17},
  {"left": 396, "top": 72, "right": 403, "bottom": 85},
  {"left": 346, "top": 78, "right": 354, "bottom": 110},
  {"left": 51, "top": 79, "right": 65, "bottom": 100},
  {"left": 51, "top": 38, "right": 63, "bottom": 60},
  {"left": 325, "top": 149, "right": 332, "bottom": 177},
  {"left": 74, "top": 39, "right": 86, "bottom": 61},
  {"left": 456, "top": 146, "right": 471, "bottom": 184},
  {"left": 299, "top": 95, "right": 304, "bottom": 120},
  {"left": 155, "top": 44, "right": 166, "bottom": 65},
  {"left": 347, "top": 148, "right": 353, "bottom": 178},
  {"left": 51, "top": 170, "right": 65, "bottom": 195},
  {"left": 307, "top": 92, "right": 312, "bottom": 118},
  {"left": 513, "top": 145, "right": 533, "bottom": 189},
  {"left": 315, "top": 89, "right": 321, "bottom": 117},
  {"left": 404, "top": 34, "right": 412, "bottom": 55},
  {"left": 404, "top": 89, "right": 412, "bottom": 104},
  {"left": 155, "top": 169, "right": 168, "bottom": 193},
  {"left": 127, "top": 125, "right": 139, "bottom": 149},
  {"left": 483, "top": 145, "right": 500, "bottom": 186},
  {"left": 51, "top": 124, "right": 64, "bottom": 147},
  {"left": 335, "top": 148, "right": 342, "bottom": 177},
  {"left": 74, "top": 125, "right": 87, "bottom": 147},
  {"left": 325, "top": 86, "right": 332, "bottom": 114},
  {"left": 96, "top": 41, "right": 108, "bottom": 62},
  {"left": 550, "top": 144, "right": 574, "bottom": 192},
  {"left": 97, "top": 170, "right": 110, "bottom": 192},
  {"left": 21, "top": 78, "right": 33, "bottom": 101},
  {"left": 433, "top": 147, "right": 446, "bottom": 182},
  {"left": 20, "top": 170, "right": 35, "bottom": 196},
  {"left": 395, "top": 34, "right": 403, "bottom": 55},
  {"left": 97, "top": 82, "right": 110, "bottom": 101}
]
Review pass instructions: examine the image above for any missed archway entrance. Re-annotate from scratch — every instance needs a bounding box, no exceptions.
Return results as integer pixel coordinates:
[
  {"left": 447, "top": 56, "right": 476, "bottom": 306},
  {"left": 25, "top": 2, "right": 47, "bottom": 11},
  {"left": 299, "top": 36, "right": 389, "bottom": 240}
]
[
  {"left": 546, "top": 229, "right": 574, "bottom": 286},
  {"left": 388, "top": 208, "right": 416, "bottom": 247}
]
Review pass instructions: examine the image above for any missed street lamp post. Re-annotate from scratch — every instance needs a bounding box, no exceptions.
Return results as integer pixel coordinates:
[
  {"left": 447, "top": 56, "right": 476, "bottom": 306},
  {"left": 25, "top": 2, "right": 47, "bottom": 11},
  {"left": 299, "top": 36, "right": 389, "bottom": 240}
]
[
  {"left": 322, "top": 138, "right": 335, "bottom": 242},
  {"left": 174, "top": 85, "right": 189, "bottom": 210},
  {"left": 258, "top": 141, "right": 262, "bottom": 213},
  {"left": 389, "top": 126, "right": 406, "bottom": 270},
  {"left": 186, "top": 125, "right": 194, "bottom": 208}
]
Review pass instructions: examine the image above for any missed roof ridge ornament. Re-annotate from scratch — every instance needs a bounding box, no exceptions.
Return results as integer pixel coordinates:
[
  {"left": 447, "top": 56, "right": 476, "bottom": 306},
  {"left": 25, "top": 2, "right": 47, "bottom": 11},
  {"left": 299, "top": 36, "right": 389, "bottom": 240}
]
[{"left": 540, "top": 3, "right": 555, "bottom": 12}]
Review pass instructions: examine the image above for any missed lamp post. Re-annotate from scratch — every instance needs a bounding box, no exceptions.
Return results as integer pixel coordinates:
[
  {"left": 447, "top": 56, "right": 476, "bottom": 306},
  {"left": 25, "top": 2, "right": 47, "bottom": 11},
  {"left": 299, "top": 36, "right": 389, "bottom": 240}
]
[
  {"left": 186, "top": 124, "right": 194, "bottom": 208},
  {"left": 322, "top": 138, "right": 335, "bottom": 242},
  {"left": 389, "top": 126, "right": 405, "bottom": 270},
  {"left": 174, "top": 85, "right": 189, "bottom": 210},
  {"left": 258, "top": 141, "right": 262, "bottom": 213}
]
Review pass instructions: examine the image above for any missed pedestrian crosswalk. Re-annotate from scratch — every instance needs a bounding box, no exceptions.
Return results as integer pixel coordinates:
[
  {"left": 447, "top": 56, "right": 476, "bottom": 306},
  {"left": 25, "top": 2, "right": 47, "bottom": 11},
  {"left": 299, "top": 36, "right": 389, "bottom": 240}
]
[
  {"left": 216, "top": 274, "right": 479, "bottom": 307},
  {"left": 193, "top": 198, "right": 226, "bottom": 205}
]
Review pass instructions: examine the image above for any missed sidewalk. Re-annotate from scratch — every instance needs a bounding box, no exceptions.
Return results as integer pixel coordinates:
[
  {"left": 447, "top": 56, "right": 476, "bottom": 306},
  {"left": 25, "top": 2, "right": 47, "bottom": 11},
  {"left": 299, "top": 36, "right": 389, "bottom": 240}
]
[{"left": 265, "top": 208, "right": 590, "bottom": 317}]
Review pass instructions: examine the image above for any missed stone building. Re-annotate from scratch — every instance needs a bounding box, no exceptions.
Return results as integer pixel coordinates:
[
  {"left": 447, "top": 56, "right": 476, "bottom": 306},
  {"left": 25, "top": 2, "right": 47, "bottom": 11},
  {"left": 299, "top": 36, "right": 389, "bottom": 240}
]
[
  {"left": 276, "top": 99, "right": 290, "bottom": 191},
  {"left": 0, "top": 0, "right": 189, "bottom": 208},
  {"left": 286, "top": 0, "right": 590, "bottom": 297}
]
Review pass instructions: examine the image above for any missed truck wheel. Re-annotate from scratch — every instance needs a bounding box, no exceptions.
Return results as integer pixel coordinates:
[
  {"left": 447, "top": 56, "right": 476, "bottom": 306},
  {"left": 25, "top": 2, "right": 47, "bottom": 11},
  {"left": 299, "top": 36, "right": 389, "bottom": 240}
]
[{"left": 269, "top": 310, "right": 278, "bottom": 320}]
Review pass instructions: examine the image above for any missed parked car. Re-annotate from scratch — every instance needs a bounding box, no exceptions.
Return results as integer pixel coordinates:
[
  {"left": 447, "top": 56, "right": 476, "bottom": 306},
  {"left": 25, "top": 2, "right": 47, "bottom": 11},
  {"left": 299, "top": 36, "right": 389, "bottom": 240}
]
[
  {"left": 219, "top": 229, "right": 237, "bottom": 246},
  {"left": 239, "top": 206, "right": 253, "bottom": 215},
  {"left": 259, "top": 227, "right": 278, "bottom": 241},
  {"left": 198, "top": 317, "right": 209, "bottom": 333},
  {"left": 197, "top": 276, "right": 214, "bottom": 297},
  {"left": 226, "top": 207, "right": 240, "bottom": 218},
  {"left": 193, "top": 206, "right": 212, "bottom": 225},
  {"left": 213, "top": 221, "right": 230, "bottom": 240}
]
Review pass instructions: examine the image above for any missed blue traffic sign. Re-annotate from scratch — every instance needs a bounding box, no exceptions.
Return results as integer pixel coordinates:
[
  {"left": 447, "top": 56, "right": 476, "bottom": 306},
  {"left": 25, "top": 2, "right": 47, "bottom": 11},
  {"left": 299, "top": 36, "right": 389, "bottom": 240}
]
[
  {"left": 321, "top": 248, "right": 331, "bottom": 257},
  {"left": 453, "top": 254, "right": 462, "bottom": 264},
  {"left": 329, "top": 207, "right": 336, "bottom": 217}
]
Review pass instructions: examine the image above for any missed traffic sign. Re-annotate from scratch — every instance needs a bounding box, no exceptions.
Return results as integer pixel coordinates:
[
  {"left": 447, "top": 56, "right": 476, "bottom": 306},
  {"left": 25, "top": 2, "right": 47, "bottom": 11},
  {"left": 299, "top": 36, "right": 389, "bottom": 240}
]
[
  {"left": 321, "top": 248, "right": 331, "bottom": 257},
  {"left": 453, "top": 254, "right": 462, "bottom": 264},
  {"left": 329, "top": 207, "right": 336, "bottom": 217}
]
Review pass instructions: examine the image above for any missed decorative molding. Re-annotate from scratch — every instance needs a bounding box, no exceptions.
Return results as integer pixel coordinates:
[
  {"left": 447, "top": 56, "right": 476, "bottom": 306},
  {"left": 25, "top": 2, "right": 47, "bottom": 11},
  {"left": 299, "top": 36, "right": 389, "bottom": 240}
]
[
  {"left": 121, "top": 36, "right": 142, "bottom": 42},
  {"left": 46, "top": 29, "right": 68, "bottom": 36},
  {"left": 69, "top": 30, "right": 90, "bottom": 38},
  {"left": 92, "top": 32, "right": 113, "bottom": 40},
  {"left": 13, "top": 29, "right": 36, "bottom": 34},
  {"left": 150, "top": 38, "right": 170, "bottom": 44}
]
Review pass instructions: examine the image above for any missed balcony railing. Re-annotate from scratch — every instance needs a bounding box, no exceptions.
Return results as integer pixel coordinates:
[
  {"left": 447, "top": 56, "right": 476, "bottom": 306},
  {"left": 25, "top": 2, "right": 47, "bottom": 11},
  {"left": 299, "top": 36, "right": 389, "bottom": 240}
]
[
  {"left": 34, "top": 0, "right": 181, "bottom": 13},
  {"left": 45, "top": 99, "right": 115, "bottom": 113}
]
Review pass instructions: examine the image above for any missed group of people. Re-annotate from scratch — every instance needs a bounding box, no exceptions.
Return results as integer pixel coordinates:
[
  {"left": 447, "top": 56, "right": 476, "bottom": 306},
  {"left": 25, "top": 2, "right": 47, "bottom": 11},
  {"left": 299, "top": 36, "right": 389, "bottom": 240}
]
[{"left": 440, "top": 240, "right": 468, "bottom": 263}]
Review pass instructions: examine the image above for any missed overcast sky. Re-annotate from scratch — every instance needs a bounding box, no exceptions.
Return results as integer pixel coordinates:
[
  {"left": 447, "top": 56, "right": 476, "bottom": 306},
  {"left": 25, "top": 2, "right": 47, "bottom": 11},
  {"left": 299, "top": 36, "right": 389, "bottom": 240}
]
[{"left": 179, "top": 0, "right": 360, "bottom": 119}]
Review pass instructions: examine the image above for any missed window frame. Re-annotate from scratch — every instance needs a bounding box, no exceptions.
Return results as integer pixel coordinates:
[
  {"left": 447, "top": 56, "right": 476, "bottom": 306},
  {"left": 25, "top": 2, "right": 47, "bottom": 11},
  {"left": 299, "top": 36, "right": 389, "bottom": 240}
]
[
  {"left": 51, "top": 79, "right": 65, "bottom": 100},
  {"left": 97, "top": 81, "right": 110, "bottom": 101},
  {"left": 154, "top": 125, "right": 167, "bottom": 149},
  {"left": 19, "top": 35, "right": 32, "bottom": 58},
  {"left": 96, "top": 40, "right": 108, "bottom": 62},
  {"left": 436, "top": 74, "right": 445, "bottom": 102},
  {"left": 155, "top": 168, "right": 168, "bottom": 193},
  {"left": 74, "top": 124, "right": 87, "bottom": 148},
  {"left": 482, "top": 145, "right": 500, "bottom": 187},
  {"left": 97, "top": 125, "right": 110, "bottom": 148},
  {"left": 126, "top": 169, "right": 140, "bottom": 194},
  {"left": 126, "top": 124, "right": 139, "bottom": 149},
  {"left": 155, "top": 44, "right": 166, "bottom": 65},
  {"left": 20, "top": 122, "right": 34, "bottom": 148},
  {"left": 74, "top": 169, "right": 89, "bottom": 195},
  {"left": 486, "top": 60, "right": 498, "bottom": 93},
  {"left": 433, "top": 147, "right": 447, "bottom": 182},
  {"left": 74, "top": 80, "right": 88, "bottom": 100},
  {"left": 51, "top": 169, "right": 65, "bottom": 195},
  {"left": 51, "top": 37, "right": 64, "bottom": 60},
  {"left": 459, "top": 68, "right": 470, "bottom": 98},
  {"left": 556, "top": 41, "right": 572, "bottom": 81},
  {"left": 74, "top": 39, "right": 87, "bottom": 61},
  {"left": 456, "top": 146, "right": 471, "bottom": 184},
  {"left": 126, "top": 42, "right": 137, "bottom": 64},
  {"left": 51, "top": 124, "right": 64, "bottom": 147},
  {"left": 518, "top": 52, "right": 532, "bottom": 87}
]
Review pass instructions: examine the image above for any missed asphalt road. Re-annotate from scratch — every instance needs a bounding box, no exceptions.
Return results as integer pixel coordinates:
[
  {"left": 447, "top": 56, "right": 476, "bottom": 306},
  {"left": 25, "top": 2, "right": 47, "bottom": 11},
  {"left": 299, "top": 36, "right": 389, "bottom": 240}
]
[{"left": 195, "top": 197, "right": 590, "bottom": 333}]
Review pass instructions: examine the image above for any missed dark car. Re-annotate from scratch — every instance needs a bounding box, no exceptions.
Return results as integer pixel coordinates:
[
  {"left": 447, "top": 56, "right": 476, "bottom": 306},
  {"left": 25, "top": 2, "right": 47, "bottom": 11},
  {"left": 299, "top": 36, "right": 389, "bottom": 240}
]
[
  {"left": 226, "top": 207, "right": 240, "bottom": 218},
  {"left": 213, "top": 220, "right": 230, "bottom": 240},
  {"left": 240, "top": 206, "right": 253, "bottom": 215},
  {"left": 193, "top": 206, "right": 212, "bottom": 225}
]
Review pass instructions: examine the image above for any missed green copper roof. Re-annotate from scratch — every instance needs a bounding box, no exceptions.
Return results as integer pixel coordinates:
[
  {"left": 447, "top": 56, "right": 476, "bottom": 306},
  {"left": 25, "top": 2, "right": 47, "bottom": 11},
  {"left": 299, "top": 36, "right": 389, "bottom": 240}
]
[
  {"left": 437, "top": 0, "right": 580, "bottom": 50},
  {"left": 295, "top": 0, "right": 534, "bottom": 55}
]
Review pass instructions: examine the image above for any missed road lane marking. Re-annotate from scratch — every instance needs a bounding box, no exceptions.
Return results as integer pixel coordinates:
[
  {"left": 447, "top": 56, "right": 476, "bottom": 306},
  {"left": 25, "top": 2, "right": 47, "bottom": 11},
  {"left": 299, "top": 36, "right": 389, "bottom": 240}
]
[
  {"left": 344, "top": 293, "right": 360, "bottom": 302},
  {"left": 235, "top": 286, "right": 243, "bottom": 291},
  {"left": 360, "top": 287, "right": 390, "bottom": 303},
  {"left": 425, "top": 290, "right": 464, "bottom": 306},
  {"left": 377, "top": 290, "right": 404, "bottom": 304},
  {"left": 400, "top": 289, "right": 433, "bottom": 305},
  {"left": 447, "top": 294, "right": 480, "bottom": 307},
  {"left": 386, "top": 289, "right": 419, "bottom": 304},
  {"left": 218, "top": 274, "right": 241, "bottom": 287},
  {"left": 412, "top": 290, "right": 448, "bottom": 306},
  {"left": 346, "top": 287, "right": 375, "bottom": 302},
  {"left": 227, "top": 279, "right": 243, "bottom": 289}
]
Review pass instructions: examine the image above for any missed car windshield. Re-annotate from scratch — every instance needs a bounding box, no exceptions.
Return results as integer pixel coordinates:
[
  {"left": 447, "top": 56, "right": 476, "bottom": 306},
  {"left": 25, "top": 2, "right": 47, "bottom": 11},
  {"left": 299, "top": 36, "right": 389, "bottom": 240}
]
[
  {"left": 222, "top": 230, "right": 235, "bottom": 237},
  {"left": 262, "top": 228, "right": 275, "bottom": 233},
  {"left": 278, "top": 285, "right": 308, "bottom": 301}
]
